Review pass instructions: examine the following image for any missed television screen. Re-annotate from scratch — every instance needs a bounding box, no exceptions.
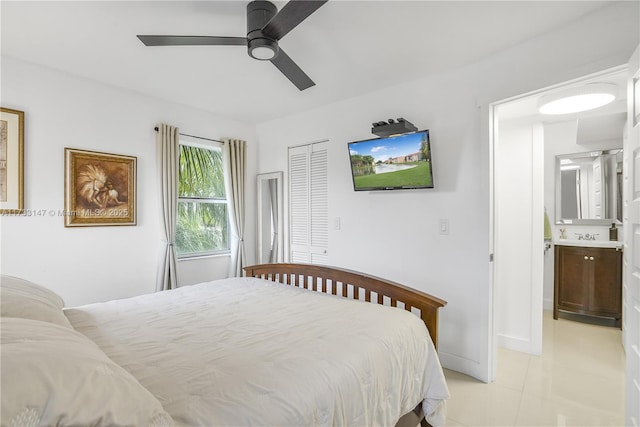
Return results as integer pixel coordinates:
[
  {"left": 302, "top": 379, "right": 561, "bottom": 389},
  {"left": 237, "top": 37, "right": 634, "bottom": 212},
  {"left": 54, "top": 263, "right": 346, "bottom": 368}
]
[{"left": 348, "top": 130, "right": 433, "bottom": 191}]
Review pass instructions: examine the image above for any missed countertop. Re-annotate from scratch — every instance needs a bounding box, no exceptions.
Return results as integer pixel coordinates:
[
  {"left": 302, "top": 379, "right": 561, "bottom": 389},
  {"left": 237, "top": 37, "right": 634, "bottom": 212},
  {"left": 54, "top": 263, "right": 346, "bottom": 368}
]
[{"left": 554, "top": 239, "right": 623, "bottom": 249}]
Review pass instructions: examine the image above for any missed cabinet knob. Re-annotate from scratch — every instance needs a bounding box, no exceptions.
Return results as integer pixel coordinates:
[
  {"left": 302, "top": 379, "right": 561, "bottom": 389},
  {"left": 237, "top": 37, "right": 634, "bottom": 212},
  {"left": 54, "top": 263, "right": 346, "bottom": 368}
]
[
  {"left": 590, "top": 256, "right": 594, "bottom": 261},
  {"left": 584, "top": 256, "right": 589, "bottom": 260}
]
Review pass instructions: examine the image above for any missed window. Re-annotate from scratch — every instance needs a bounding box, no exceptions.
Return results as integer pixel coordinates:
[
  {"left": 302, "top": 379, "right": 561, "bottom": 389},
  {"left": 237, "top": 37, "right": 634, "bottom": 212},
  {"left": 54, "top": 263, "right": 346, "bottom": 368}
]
[{"left": 176, "top": 140, "right": 229, "bottom": 257}]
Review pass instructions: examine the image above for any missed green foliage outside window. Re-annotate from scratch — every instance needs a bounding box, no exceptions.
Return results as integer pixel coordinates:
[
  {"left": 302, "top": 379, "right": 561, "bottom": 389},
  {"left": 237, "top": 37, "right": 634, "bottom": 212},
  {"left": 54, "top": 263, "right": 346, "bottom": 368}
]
[
  {"left": 419, "top": 134, "right": 430, "bottom": 161},
  {"left": 176, "top": 144, "right": 229, "bottom": 256},
  {"left": 350, "top": 154, "right": 376, "bottom": 176}
]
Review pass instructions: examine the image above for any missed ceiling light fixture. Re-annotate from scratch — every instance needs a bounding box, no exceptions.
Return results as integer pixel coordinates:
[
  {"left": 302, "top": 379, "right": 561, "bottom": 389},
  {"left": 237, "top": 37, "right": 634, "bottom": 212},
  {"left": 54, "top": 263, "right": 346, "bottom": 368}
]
[
  {"left": 248, "top": 37, "right": 278, "bottom": 60},
  {"left": 538, "top": 83, "right": 617, "bottom": 115}
]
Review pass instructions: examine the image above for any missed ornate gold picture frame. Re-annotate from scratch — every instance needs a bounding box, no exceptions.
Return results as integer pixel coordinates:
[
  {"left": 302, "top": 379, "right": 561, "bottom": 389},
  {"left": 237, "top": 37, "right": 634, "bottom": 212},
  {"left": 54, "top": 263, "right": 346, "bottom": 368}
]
[
  {"left": 0, "top": 107, "right": 24, "bottom": 214},
  {"left": 64, "top": 148, "right": 136, "bottom": 227}
]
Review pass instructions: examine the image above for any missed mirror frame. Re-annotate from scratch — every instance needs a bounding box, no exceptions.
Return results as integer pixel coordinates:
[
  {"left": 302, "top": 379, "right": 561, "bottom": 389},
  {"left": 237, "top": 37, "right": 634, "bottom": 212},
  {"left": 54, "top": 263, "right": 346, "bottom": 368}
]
[
  {"left": 256, "top": 171, "right": 284, "bottom": 264},
  {"left": 555, "top": 149, "right": 622, "bottom": 225}
]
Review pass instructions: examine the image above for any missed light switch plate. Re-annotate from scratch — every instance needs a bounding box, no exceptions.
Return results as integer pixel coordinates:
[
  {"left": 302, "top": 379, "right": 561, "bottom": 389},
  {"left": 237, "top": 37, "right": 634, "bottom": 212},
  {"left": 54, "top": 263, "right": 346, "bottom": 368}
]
[{"left": 439, "top": 219, "right": 449, "bottom": 235}]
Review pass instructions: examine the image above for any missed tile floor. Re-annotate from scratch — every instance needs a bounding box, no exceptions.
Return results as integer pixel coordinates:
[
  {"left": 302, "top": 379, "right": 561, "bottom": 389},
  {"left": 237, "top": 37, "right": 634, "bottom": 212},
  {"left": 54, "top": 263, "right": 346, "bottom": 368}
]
[{"left": 444, "top": 310, "right": 625, "bottom": 426}]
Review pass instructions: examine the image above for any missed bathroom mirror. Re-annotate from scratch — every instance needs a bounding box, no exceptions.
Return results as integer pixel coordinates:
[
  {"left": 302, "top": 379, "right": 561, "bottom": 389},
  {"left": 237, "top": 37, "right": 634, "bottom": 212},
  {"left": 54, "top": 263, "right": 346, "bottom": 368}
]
[
  {"left": 257, "top": 171, "right": 284, "bottom": 264},
  {"left": 555, "top": 149, "right": 622, "bottom": 225}
]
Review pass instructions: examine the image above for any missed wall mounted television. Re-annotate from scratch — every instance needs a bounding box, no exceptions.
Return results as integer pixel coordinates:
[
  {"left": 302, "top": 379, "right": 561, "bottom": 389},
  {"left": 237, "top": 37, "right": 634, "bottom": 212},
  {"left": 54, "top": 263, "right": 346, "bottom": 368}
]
[{"left": 348, "top": 130, "right": 433, "bottom": 191}]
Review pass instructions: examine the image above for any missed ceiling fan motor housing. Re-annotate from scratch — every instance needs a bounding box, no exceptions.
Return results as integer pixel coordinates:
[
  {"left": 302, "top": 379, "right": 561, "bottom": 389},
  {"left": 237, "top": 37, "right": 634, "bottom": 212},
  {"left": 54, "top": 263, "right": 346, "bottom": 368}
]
[{"left": 247, "top": 0, "right": 279, "bottom": 60}]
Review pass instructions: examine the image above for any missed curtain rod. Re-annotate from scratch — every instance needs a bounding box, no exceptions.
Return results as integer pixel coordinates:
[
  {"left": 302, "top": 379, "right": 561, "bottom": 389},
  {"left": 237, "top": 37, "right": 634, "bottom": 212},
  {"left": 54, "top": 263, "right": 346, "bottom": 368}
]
[{"left": 154, "top": 127, "right": 224, "bottom": 144}]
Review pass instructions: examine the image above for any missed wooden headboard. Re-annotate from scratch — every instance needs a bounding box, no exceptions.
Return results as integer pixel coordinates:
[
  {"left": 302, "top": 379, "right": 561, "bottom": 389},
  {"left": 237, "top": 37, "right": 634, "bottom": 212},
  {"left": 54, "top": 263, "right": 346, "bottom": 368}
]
[{"left": 243, "top": 263, "right": 447, "bottom": 350}]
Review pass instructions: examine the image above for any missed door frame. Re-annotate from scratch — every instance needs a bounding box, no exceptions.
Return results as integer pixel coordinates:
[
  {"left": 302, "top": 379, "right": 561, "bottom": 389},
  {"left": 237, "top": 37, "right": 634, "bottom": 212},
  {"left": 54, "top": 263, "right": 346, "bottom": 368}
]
[
  {"left": 623, "top": 44, "right": 639, "bottom": 426},
  {"left": 488, "top": 65, "right": 628, "bottom": 381}
]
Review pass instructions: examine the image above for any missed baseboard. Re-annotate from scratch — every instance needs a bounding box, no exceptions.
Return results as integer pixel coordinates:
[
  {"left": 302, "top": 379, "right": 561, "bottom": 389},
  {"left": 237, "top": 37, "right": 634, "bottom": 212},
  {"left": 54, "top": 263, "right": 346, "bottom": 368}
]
[
  {"left": 543, "top": 298, "right": 553, "bottom": 310},
  {"left": 438, "top": 351, "right": 488, "bottom": 383},
  {"left": 496, "top": 334, "right": 531, "bottom": 353}
]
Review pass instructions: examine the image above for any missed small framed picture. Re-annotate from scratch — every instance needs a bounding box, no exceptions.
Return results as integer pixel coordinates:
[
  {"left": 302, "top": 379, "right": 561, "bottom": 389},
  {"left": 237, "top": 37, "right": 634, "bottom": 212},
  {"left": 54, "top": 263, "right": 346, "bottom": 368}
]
[
  {"left": 0, "top": 108, "right": 24, "bottom": 214},
  {"left": 64, "top": 148, "right": 136, "bottom": 227}
]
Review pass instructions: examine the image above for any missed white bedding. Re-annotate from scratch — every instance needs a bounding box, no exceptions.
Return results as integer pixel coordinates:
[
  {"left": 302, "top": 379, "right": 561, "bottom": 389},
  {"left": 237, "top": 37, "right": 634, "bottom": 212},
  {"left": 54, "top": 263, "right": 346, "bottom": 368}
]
[
  {"left": 1, "top": 318, "right": 173, "bottom": 427},
  {"left": 65, "top": 277, "right": 449, "bottom": 426}
]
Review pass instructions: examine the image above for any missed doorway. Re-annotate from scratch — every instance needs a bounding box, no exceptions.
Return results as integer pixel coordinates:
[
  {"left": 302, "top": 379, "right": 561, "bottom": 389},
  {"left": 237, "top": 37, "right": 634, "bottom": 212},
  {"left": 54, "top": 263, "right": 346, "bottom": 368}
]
[{"left": 490, "top": 65, "right": 628, "bottom": 379}]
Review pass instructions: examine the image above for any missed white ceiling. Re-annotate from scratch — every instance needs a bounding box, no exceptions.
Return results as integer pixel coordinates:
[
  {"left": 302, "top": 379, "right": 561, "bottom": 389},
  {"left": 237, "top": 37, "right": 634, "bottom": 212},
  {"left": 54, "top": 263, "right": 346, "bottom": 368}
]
[
  {"left": 497, "top": 68, "right": 628, "bottom": 143},
  {"left": 0, "top": 1, "right": 626, "bottom": 124}
]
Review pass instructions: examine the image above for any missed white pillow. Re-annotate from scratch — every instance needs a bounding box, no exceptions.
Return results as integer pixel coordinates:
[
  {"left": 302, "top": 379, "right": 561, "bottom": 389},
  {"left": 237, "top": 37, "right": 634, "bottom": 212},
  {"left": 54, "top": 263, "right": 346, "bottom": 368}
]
[
  {"left": 0, "top": 275, "right": 72, "bottom": 328},
  {"left": 1, "top": 317, "right": 174, "bottom": 427}
]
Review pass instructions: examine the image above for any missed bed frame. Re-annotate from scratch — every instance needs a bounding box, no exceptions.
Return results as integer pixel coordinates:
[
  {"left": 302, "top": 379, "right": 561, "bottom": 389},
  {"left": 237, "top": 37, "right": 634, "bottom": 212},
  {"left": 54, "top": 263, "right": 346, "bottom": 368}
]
[{"left": 243, "top": 263, "right": 446, "bottom": 350}]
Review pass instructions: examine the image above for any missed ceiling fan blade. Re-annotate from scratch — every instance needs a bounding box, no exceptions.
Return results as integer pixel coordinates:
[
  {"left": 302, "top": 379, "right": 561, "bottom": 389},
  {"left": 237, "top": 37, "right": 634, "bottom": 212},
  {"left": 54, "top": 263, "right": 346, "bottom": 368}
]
[
  {"left": 137, "top": 35, "right": 247, "bottom": 46},
  {"left": 261, "top": 0, "right": 327, "bottom": 40},
  {"left": 270, "top": 48, "right": 315, "bottom": 91}
]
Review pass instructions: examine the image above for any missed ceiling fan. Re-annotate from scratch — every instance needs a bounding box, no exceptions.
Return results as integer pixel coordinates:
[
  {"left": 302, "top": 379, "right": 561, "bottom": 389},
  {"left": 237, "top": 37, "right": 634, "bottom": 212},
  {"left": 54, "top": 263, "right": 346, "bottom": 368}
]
[{"left": 137, "top": 0, "right": 327, "bottom": 91}]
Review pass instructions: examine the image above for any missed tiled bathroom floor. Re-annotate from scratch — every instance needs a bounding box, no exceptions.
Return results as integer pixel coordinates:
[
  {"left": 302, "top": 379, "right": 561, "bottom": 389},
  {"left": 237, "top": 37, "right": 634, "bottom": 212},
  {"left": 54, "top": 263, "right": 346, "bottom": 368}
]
[{"left": 444, "top": 310, "right": 625, "bottom": 426}]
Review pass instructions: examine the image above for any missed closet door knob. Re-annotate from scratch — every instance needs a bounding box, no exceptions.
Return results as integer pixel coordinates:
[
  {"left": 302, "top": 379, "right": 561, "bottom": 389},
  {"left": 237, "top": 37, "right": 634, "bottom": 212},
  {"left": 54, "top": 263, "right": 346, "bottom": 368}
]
[
  {"left": 589, "top": 256, "right": 594, "bottom": 261},
  {"left": 584, "top": 256, "right": 589, "bottom": 260}
]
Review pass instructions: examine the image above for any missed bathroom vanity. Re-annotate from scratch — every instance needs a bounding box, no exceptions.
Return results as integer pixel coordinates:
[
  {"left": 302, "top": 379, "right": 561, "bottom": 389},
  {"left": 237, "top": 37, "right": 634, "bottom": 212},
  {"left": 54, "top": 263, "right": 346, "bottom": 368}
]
[
  {"left": 553, "top": 240, "right": 622, "bottom": 327},
  {"left": 553, "top": 149, "right": 623, "bottom": 327}
]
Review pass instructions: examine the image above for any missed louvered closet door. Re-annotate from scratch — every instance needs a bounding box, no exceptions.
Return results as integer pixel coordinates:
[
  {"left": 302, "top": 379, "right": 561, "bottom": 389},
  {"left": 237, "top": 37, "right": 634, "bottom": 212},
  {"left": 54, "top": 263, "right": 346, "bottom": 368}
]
[
  {"left": 288, "top": 141, "right": 329, "bottom": 265},
  {"left": 289, "top": 145, "right": 310, "bottom": 263}
]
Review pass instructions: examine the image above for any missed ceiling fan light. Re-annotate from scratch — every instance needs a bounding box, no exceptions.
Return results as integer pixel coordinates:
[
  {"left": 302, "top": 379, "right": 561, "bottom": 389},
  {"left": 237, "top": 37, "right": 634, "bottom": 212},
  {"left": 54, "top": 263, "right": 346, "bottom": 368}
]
[
  {"left": 251, "top": 46, "right": 276, "bottom": 60},
  {"left": 248, "top": 38, "right": 278, "bottom": 60},
  {"left": 538, "top": 83, "right": 617, "bottom": 115}
]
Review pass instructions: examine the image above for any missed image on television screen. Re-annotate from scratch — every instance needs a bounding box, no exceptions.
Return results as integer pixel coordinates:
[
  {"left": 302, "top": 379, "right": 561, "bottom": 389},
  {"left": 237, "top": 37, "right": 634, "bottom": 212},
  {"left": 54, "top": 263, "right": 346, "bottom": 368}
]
[{"left": 348, "top": 130, "right": 433, "bottom": 191}]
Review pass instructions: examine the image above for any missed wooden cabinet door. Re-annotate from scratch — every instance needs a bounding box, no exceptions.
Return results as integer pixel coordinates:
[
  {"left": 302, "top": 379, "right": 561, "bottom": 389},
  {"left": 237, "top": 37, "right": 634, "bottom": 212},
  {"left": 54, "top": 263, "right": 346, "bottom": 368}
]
[
  {"left": 589, "top": 248, "right": 622, "bottom": 316},
  {"left": 555, "top": 246, "right": 589, "bottom": 312}
]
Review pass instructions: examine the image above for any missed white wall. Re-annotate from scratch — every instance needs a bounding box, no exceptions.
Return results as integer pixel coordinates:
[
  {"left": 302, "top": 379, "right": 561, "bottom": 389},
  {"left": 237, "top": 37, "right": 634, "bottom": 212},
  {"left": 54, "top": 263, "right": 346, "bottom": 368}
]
[
  {"left": 256, "top": 1, "right": 638, "bottom": 381},
  {"left": 0, "top": 56, "right": 258, "bottom": 307},
  {"left": 494, "top": 122, "right": 544, "bottom": 354}
]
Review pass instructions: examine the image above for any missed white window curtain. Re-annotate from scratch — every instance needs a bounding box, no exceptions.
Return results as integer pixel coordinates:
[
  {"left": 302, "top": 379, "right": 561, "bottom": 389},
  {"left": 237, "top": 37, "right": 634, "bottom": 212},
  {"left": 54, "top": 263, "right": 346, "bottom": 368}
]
[
  {"left": 224, "top": 138, "right": 247, "bottom": 277},
  {"left": 156, "top": 123, "right": 179, "bottom": 291}
]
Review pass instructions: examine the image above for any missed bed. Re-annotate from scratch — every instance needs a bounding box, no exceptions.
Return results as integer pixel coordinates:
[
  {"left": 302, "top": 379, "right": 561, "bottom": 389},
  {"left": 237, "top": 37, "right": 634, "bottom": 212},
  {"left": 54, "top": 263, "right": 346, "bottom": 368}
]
[{"left": 1, "top": 263, "right": 449, "bottom": 427}]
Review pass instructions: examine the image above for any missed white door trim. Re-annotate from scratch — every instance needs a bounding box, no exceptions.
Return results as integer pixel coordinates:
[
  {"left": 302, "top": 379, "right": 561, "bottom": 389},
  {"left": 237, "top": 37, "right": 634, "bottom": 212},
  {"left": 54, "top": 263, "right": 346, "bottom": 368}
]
[{"left": 488, "top": 64, "right": 628, "bottom": 377}]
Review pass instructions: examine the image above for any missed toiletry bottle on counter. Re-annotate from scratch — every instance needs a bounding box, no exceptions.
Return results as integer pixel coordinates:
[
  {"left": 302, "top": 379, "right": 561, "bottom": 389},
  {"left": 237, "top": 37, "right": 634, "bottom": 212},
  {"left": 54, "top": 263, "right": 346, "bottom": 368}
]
[{"left": 610, "top": 223, "right": 618, "bottom": 241}]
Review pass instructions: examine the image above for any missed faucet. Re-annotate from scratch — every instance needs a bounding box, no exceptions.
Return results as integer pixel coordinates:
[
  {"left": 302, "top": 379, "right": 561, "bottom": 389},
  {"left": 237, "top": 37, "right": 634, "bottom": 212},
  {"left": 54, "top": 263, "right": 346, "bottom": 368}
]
[{"left": 576, "top": 233, "right": 599, "bottom": 241}]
